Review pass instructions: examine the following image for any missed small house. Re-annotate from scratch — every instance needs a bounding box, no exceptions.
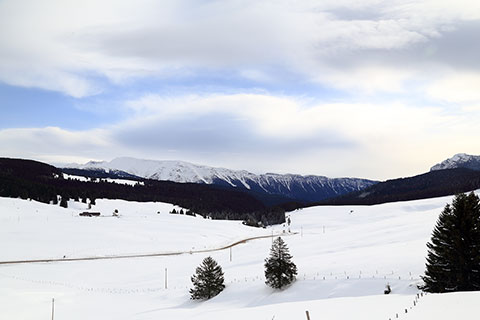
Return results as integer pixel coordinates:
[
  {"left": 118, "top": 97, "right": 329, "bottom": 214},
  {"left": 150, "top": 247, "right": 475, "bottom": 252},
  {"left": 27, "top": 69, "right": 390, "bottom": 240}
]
[{"left": 79, "top": 212, "right": 101, "bottom": 217}]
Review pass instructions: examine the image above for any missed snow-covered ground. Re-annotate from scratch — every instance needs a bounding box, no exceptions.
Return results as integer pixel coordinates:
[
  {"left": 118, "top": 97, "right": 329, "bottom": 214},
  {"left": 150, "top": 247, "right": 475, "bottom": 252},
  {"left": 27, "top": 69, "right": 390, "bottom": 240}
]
[
  {"left": 63, "top": 173, "right": 144, "bottom": 186},
  {"left": 1, "top": 193, "right": 478, "bottom": 319}
]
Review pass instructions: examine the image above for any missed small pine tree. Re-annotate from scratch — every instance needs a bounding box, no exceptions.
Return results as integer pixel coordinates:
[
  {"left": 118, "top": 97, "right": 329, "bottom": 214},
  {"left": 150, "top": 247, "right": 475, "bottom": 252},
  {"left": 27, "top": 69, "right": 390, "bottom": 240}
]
[
  {"left": 384, "top": 283, "right": 391, "bottom": 294},
  {"left": 421, "top": 192, "right": 480, "bottom": 292},
  {"left": 59, "top": 196, "right": 68, "bottom": 208},
  {"left": 264, "top": 237, "right": 297, "bottom": 289},
  {"left": 190, "top": 256, "right": 225, "bottom": 300}
]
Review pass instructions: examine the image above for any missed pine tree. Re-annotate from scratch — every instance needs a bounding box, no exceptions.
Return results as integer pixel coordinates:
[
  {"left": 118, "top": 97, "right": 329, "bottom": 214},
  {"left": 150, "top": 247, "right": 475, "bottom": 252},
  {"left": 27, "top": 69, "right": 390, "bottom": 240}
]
[
  {"left": 59, "top": 196, "right": 68, "bottom": 208},
  {"left": 264, "top": 237, "right": 297, "bottom": 289},
  {"left": 190, "top": 256, "right": 225, "bottom": 300},
  {"left": 421, "top": 192, "right": 480, "bottom": 292}
]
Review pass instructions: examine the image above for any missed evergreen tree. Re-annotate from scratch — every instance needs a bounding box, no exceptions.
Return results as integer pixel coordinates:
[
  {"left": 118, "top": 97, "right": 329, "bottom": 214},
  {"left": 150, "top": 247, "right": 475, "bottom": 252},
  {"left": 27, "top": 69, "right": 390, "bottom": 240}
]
[
  {"left": 190, "top": 256, "right": 225, "bottom": 300},
  {"left": 264, "top": 237, "right": 297, "bottom": 289},
  {"left": 421, "top": 192, "right": 480, "bottom": 292},
  {"left": 59, "top": 196, "right": 68, "bottom": 208}
]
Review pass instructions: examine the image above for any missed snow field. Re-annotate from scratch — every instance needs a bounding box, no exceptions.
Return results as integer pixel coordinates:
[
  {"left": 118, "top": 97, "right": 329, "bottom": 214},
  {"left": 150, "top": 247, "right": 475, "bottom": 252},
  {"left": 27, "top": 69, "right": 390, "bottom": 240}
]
[
  {"left": 63, "top": 173, "right": 144, "bottom": 186},
  {"left": 0, "top": 197, "right": 266, "bottom": 261},
  {"left": 1, "top": 193, "right": 478, "bottom": 319}
]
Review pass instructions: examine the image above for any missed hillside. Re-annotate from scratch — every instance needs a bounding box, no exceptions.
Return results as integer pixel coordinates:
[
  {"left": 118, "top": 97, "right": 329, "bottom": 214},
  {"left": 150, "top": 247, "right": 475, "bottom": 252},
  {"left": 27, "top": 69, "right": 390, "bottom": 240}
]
[
  {"left": 430, "top": 153, "right": 480, "bottom": 171},
  {"left": 65, "top": 157, "right": 377, "bottom": 202},
  {"left": 1, "top": 193, "right": 479, "bottom": 319},
  {"left": 0, "top": 158, "right": 287, "bottom": 225},
  {"left": 321, "top": 168, "right": 480, "bottom": 205}
]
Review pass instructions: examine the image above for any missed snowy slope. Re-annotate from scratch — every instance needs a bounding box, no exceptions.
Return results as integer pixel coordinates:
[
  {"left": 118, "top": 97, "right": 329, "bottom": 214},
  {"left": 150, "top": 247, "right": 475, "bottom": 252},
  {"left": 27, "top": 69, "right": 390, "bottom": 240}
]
[
  {"left": 1, "top": 193, "right": 479, "bottom": 319},
  {"left": 63, "top": 173, "right": 144, "bottom": 186},
  {"left": 66, "top": 157, "right": 377, "bottom": 202},
  {"left": 430, "top": 153, "right": 480, "bottom": 171}
]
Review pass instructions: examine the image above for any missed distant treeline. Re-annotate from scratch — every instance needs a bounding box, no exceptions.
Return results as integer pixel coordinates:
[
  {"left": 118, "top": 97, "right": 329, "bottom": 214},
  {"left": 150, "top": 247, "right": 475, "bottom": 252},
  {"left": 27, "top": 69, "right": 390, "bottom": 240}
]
[
  {"left": 61, "top": 167, "right": 301, "bottom": 208},
  {"left": 316, "top": 168, "right": 480, "bottom": 206},
  {"left": 0, "top": 158, "right": 287, "bottom": 225}
]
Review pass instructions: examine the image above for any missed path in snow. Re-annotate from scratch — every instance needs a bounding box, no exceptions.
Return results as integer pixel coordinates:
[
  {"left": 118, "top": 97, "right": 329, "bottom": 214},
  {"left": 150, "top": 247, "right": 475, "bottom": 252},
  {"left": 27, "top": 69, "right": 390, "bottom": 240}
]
[{"left": 0, "top": 232, "right": 297, "bottom": 265}]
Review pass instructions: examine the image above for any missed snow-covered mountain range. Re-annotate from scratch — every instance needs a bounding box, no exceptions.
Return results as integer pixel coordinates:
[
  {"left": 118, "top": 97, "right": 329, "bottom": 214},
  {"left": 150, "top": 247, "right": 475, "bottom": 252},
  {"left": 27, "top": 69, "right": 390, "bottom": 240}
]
[
  {"left": 64, "top": 157, "right": 378, "bottom": 202},
  {"left": 430, "top": 153, "right": 480, "bottom": 172}
]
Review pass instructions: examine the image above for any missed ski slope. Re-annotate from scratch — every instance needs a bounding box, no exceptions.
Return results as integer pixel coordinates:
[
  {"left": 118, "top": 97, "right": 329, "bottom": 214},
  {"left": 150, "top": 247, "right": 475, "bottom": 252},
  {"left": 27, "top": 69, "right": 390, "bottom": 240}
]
[{"left": 1, "top": 193, "right": 479, "bottom": 319}]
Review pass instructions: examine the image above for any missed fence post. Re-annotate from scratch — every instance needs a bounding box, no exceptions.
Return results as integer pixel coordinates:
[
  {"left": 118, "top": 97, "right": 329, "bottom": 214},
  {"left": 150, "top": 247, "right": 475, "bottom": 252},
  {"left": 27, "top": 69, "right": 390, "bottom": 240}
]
[
  {"left": 51, "top": 298, "right": 55, "bottom": 320},
  {"left": 165, "top": 268, "right": 168, "bottom": 289}
]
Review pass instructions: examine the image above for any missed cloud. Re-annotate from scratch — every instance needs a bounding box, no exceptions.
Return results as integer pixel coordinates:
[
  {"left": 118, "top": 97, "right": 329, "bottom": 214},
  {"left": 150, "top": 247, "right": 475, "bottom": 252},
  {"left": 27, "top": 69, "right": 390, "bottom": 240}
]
[
  {"left": 2, "top": 1, "right": 480, "bottom": 179},
  {"left": 124, "top": 93, "right": 448, "bottom": 140},
  {"left": 427, "top": 71, "right": 480, "bottom": 104},
  {"left": 3, "top": 93, "right": 479, "bottom": 179},
  {"left": 1, "top": 0, "right": 479, "bottom": 96},
  {"left": 0, "top": 64, "right": 99, "bottom": 98},
  {"left": 119, "top": 92, "right": 480, "bottom": 178},
  {"left": 0, "top": 126, "right": 112, "bottom": 163}
]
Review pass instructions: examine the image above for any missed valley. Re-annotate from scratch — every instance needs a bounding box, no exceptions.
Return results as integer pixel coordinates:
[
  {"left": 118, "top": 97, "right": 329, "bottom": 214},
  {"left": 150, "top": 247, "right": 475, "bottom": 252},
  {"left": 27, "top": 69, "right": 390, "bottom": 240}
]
[{"left": 1, "top": 193, "right": 478, "bottom": 319}]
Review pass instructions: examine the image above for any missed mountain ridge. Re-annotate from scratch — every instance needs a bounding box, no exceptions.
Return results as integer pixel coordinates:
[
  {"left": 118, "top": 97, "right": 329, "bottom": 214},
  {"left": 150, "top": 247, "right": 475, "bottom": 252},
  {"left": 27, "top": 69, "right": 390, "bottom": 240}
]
[
  {"left": 319, "top": 167, "right": 480, "bottom": 206},
  {"left": 0, "top": 157, "right": 287, "bottom": 225},
  {"left": 64, "top": 157, "right": 378, "bottom": 202},
  {"left": 430, "top": 153, "right": 480, "bottom": 172}
]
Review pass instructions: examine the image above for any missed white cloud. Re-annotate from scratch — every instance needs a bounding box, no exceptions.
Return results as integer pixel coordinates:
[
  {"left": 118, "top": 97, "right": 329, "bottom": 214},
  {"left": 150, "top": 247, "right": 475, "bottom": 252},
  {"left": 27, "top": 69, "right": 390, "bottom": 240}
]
[
  {"left": 2, "top": 92, "right": 480, "bottom": 179},
  {"left": 1, "top": 0, "right": 479, "bottom": 96},
  {"left": 0, "top": 93, "right": 469, "bottom": 179},
  {"left": 0, "top": 126, "right": 112, "bottom": 162},
  {"left": 315, "top": 65, "right": 415, "bottom": 93},
  {"left": 125, "top": 93, "right": 448, "bottom": 139},
  {"left": 427, "top": 71, "right": 480, "bottom": 104},
  {"left": 2, "top": 1, "right": 480, "bottom": 179}
]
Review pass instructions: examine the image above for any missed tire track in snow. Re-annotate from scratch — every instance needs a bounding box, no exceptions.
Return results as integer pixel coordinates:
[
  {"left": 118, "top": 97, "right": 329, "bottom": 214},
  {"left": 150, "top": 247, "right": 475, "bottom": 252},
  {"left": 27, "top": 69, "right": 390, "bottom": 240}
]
[{"left": 0, "top": 232, "right": 297, "bottom": 265}]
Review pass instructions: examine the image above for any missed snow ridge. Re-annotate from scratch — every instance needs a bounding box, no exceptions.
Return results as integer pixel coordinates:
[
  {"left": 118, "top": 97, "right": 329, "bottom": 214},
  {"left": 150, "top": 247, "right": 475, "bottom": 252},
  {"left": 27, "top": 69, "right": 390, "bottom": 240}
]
[
  {"left": 430, "top": 153, "right": 480, "bottom": 172},
  {"left": 68, "top": 157, "right": 377, "bottom": 202}
]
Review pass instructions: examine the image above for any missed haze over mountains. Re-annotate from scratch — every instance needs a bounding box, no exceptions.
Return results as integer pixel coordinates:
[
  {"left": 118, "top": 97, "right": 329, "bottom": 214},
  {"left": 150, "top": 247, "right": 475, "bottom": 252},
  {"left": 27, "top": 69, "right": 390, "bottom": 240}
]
[{"left": 64, "top": 157, "right": 378, "bottom": 203}]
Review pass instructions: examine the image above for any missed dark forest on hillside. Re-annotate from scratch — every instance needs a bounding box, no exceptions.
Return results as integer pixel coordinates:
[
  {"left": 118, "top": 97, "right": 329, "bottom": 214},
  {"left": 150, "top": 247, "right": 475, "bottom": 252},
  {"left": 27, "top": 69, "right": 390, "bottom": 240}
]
[
  {"left": 318, "top": 168, "right": 480, "bottom": 206},
  {"left": 0, "top": 158, "right": 286, "bottom": 225}
]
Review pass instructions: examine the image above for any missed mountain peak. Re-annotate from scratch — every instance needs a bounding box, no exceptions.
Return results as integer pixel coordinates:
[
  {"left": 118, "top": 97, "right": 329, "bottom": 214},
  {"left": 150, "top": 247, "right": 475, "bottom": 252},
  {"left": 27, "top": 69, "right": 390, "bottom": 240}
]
[
  {"left": 430, "top": 153, "right": 480, "bottom": 172},
  {"left": 65, "top": 157, "right": 377, "bottom": 202}
]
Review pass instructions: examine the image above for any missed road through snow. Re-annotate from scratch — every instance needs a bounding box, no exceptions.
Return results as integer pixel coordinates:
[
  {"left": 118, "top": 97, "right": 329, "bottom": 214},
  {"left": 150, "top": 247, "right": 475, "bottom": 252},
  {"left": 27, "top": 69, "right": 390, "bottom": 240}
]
[{"left": 0, "top": 232, "right": 296, "bottom": 265}]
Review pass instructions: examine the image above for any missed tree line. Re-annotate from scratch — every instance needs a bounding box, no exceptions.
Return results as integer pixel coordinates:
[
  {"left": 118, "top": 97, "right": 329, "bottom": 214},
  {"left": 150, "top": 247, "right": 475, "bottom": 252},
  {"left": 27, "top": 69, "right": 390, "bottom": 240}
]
[
  {"left": 0, "top": 158, "right": 286, "bottom": 225},
  {"left": 318, "top": 168, "right": 480, "bottom": 206}
]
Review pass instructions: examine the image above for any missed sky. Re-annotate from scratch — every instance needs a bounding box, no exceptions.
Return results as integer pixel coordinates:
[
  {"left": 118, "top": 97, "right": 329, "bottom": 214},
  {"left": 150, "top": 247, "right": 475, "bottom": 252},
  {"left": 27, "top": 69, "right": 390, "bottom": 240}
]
[{"left": 1, "top": 0, "right": 480, "bottom": 180}]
